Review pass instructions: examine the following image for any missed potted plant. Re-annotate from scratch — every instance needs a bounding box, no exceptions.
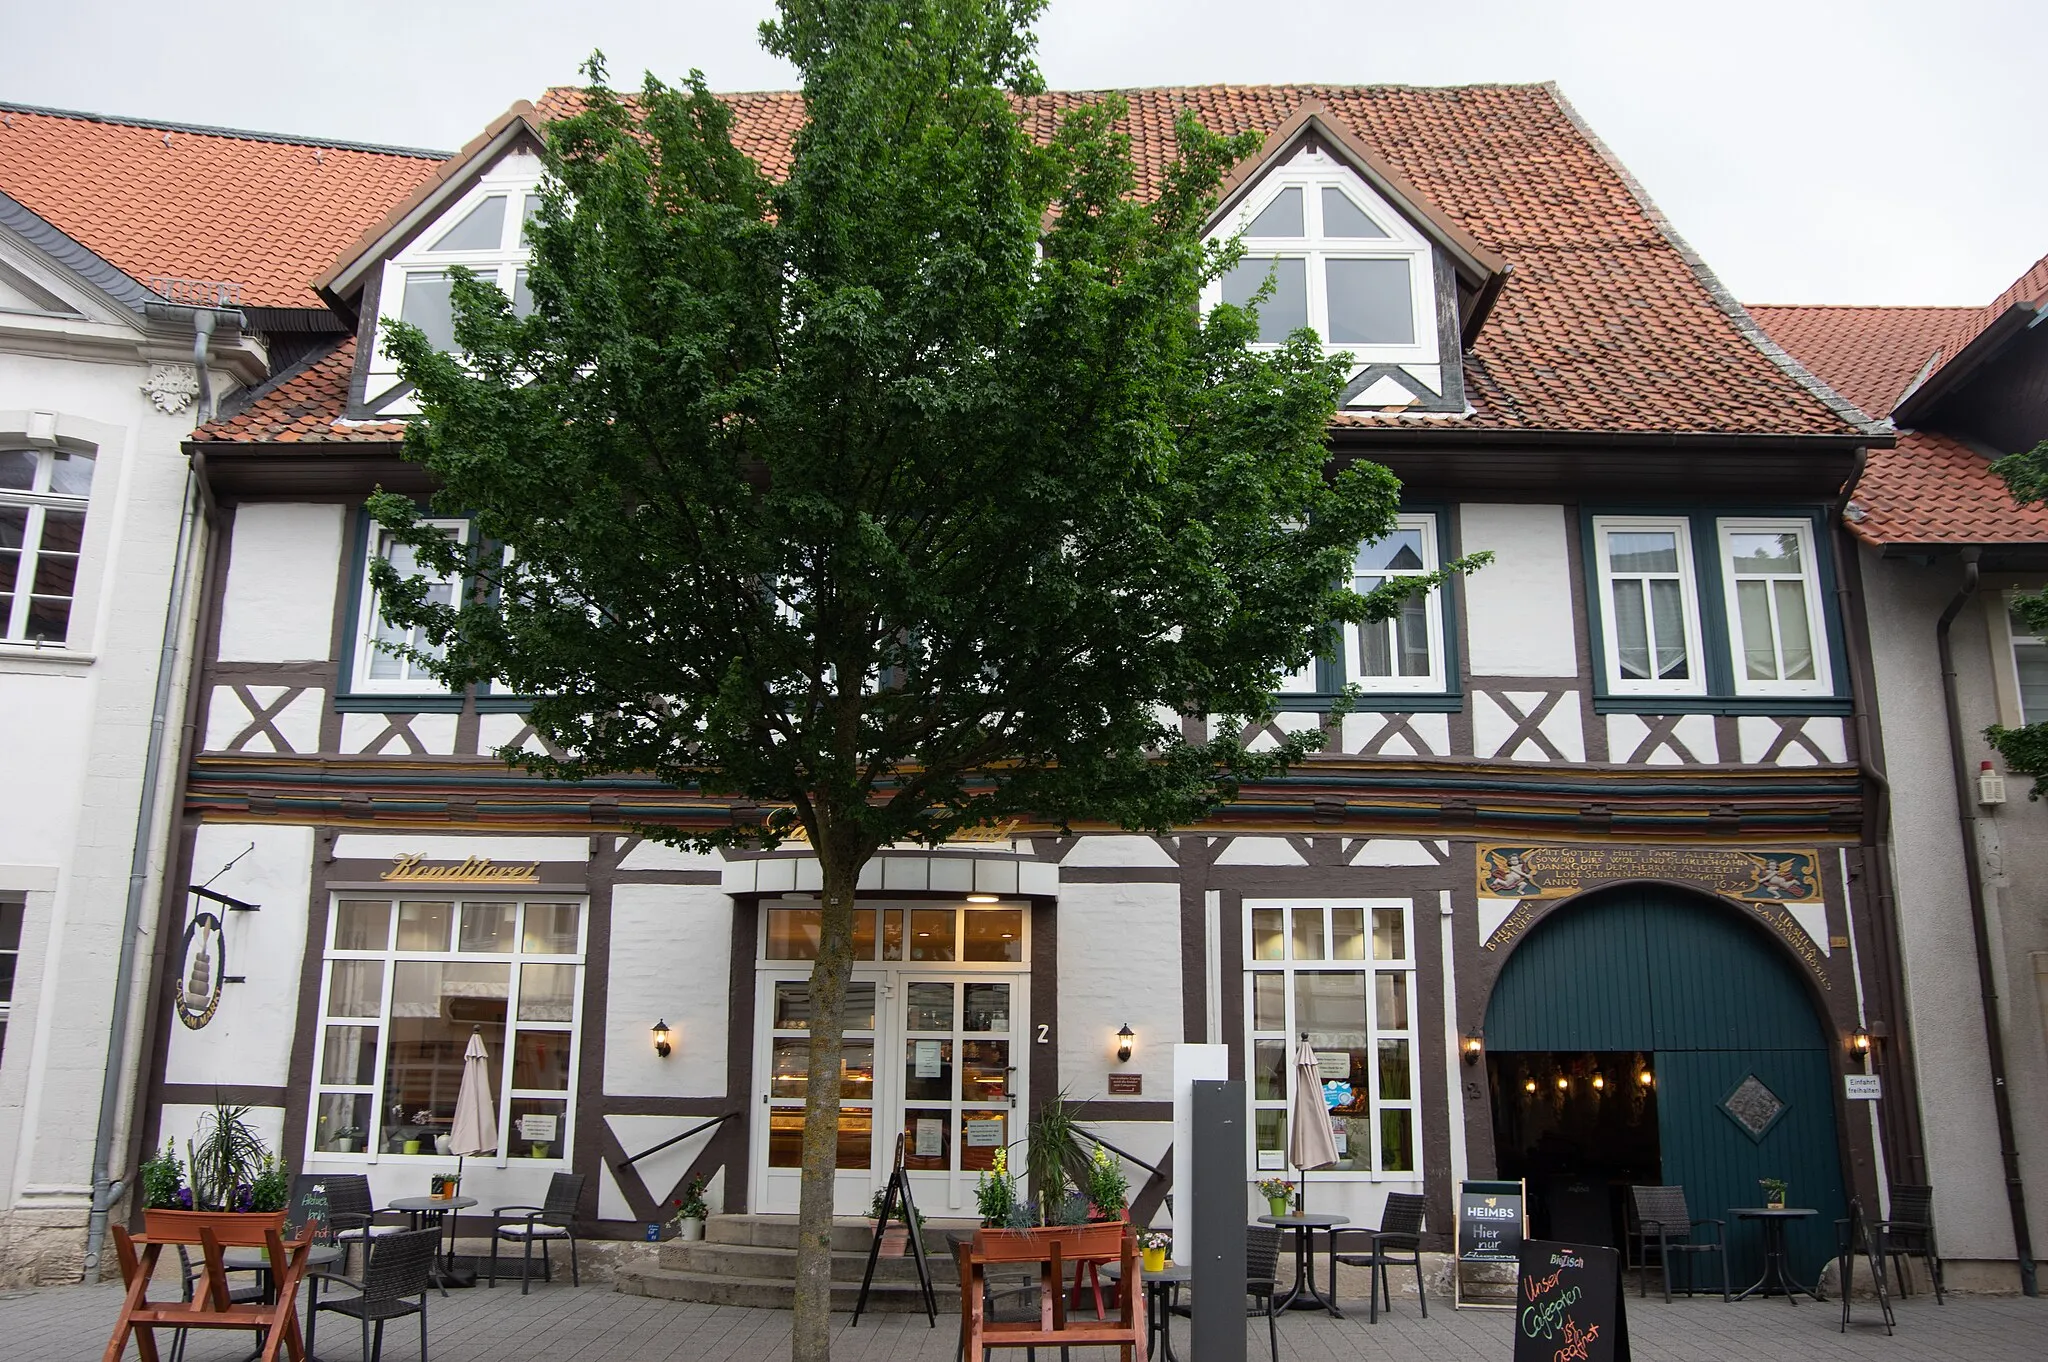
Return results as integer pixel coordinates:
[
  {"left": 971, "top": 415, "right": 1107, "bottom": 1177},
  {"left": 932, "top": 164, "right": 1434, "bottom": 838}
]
[
  {"left": 1258, "top": 1178, "right": 1295, "bottom": 1219},
  {"left": 1084, "top": 1146, "right": 1129, "bottom": 1221},
  {"left": 673, "top": 1177, "right": 710, "bottom": 1242},
  {"left": 333, "top": 1126, "right": 365, "bottom": 1154},
  {"left": 143, "top": 1101, "right": 293, "bottom": 1243},
  {"left": 869, "top": 1186, "right": 925, "bottom": 1256},
  {"left": 1760, "top": 1178, "right": 1788, "bottom": 1209},
  {"left": 975, "top": 1148, "right": 1026, "bottom": 1229},
  {"left": 1137, "top": 1230, "right": 1170, "bottom": 1274}
]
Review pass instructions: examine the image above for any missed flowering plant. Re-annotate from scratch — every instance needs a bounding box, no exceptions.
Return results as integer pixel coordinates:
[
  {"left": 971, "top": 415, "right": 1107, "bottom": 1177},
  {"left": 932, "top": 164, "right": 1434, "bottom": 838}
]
[
  {"left": 673, "top": 1176, "right": 710, "bottom": 1222},
  {"left": 1256, "top": 1177, "right": 1295, "bottom": 1200},
  {"left": 1136, "top": 1230, "right": 1170, "bottom": 1252},
  {"left": 975, "top": 1147, "right": 1026, "bottom": 1228},
  {"left": 1085, "top": 1145, "right": 1129, "bottom": 1217}
]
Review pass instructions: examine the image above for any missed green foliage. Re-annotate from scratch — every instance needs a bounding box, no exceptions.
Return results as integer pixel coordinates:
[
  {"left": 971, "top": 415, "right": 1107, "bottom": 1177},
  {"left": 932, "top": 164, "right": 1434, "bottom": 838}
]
[
  {"left": 1023, "top": 1090, "right": 1086, "bottom": 1221},
  {"left": 1986, "top": 439, "right": 2048, "bottom": 797},
  {"left": 139, "top": 1139, "right": 186, "bottom": 1211},
  {"left": 1084, "top": 1143, "right": 1129, "bottom": 1216},
  {"left": 188, "top": 1100, "right": 271, "bottom": 1212},
  {"left": 249, "top": 1155, "right": 290, "bottom": 1214},
  {"left": 868, "top": 1185, "right": 924, "bottom": 1228},
  {"left": 974, "top": 1146, "right": 1024, "bottom": 1228},
  {"left": 677, "top": 1176, "right": 710, "bottom": 1221}
]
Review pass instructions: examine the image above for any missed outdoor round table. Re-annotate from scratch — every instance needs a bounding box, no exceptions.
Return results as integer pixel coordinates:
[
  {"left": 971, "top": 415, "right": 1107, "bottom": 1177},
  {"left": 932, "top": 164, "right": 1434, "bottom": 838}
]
[
  {"left": 1256, "top": 1213, "right": 1348, "bottom": 1316},
  {"left": 223, "top": 1243, "right": 344, "bottom": 1362},
  {"left": 1730, "top": 1207, "right": 1822, "bottom": 1303},
  {"left": 387, "top": 1196, "right": 477, "bottom": 1289}
]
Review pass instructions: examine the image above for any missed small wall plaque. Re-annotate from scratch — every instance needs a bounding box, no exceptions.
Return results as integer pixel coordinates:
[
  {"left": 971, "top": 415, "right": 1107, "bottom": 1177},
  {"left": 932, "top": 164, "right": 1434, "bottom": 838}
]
[
  {"left": 1107, "top": 1073, "right": 1143, "bottom": 1096},
  {"left": 1844, "top": 1074, "right": 1882, "bottom": 1101}
]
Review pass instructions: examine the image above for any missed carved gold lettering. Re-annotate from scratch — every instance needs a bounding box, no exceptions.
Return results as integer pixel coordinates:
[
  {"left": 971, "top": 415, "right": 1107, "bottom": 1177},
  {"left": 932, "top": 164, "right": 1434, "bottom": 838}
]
[{"left": 381, "top": 853, "right": 542, "bottom": 885}]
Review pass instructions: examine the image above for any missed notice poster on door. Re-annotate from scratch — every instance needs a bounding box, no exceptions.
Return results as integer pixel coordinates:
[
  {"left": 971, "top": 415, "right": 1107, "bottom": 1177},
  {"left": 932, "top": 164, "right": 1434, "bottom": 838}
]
[
  {"left": 519, "top": 1114, "right": 558, "bottom": 1143},
  {"left": 1513, "top": 1240, "right": 1629, "bottom": 1362},
  {"left": 914, "top": 1117, "right": 944, "bottom": 1157},
  {"left": 964, "top": 1118, "right": 1004, "bottom": 1148},
  {"left": 914, "top": 1040, "right": 943, "bottom": 1078}
]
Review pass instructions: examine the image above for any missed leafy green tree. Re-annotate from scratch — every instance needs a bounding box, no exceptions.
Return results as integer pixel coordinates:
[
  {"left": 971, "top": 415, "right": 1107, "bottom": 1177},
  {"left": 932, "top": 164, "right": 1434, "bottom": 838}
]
[
  {"left": 1989, "top": 439, "right": 2048, "bottom": 796},
  {"left": 368, "top": 3, "right": 1479, "bottom": 1355}
]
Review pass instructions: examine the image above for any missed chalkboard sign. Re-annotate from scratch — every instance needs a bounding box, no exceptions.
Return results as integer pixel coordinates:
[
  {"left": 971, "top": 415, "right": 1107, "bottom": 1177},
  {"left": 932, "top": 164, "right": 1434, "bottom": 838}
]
[
  {"left": 1514, "top": 1239, "right": 1629, "bottom": 1362},
  {"left": 1454, "top": 1179, "right": 1524, "bottom": 1310},
  {"left": 287, "top": 1173, "right": 333, "bottom": 1241}
]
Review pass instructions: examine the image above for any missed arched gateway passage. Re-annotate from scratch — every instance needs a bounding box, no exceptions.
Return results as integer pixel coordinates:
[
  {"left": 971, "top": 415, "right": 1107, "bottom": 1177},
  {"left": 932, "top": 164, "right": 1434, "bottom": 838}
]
[{"left": 1482, "top": 883, "right": 1844, "bottom": 1287}]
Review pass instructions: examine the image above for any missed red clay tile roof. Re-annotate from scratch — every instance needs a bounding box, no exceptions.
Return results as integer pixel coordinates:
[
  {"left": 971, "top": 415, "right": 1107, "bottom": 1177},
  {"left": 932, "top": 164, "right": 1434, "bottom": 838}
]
[
  {"left": 199, "top": 337, "right": 402, "bottom": 444},
  {"left": 0, "top": 103, "right": 445, "bottom": 309},
  {"left": 1753, "top": 253, "right": 2048, "bottom": 546},
  {"left": 206, "top": 82, "right": 1872, "bottom": 443}
]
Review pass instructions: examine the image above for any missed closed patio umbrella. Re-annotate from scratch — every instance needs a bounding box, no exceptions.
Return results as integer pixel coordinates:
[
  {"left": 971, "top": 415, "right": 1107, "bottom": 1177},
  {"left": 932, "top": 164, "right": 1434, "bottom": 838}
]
[
  {"left": 1289, "top": 1034, "right": 1340, "bottom": 1213},
  {"left": 442, "top": 1028, "right": 498, "bottom": 1285}
]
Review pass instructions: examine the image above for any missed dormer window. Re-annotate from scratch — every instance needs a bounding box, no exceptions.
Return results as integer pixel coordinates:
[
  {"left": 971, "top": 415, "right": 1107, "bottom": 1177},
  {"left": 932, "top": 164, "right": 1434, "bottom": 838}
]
[
  {"left": 368, "top": 157, "right": 544, "bottom": 392},
  {"left": 1208, "top": 156, "right": 1438, "bottom": 367}
]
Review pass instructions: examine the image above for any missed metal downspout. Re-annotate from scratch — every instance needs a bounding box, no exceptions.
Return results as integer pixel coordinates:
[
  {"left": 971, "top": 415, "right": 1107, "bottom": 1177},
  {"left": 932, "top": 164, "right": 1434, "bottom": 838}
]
[
  {"left": 1935, "top": 549, "right": 2038, "bottom": 1296},
  {"left": 80, "top": 310, "right": 213, "bottom": 1278}
]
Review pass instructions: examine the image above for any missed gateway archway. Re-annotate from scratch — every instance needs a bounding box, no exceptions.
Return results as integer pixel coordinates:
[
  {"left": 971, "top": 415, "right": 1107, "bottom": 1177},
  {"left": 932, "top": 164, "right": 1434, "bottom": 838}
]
[{"left": 1482, "top": 883, "right": 1845, "bottom": 1286}]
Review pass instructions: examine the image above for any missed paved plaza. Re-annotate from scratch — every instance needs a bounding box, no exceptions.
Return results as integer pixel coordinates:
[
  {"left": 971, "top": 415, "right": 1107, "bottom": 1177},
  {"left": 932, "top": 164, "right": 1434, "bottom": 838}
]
[{"left": 2, "top": 1278, "right": 2041, "bottom": 1362}]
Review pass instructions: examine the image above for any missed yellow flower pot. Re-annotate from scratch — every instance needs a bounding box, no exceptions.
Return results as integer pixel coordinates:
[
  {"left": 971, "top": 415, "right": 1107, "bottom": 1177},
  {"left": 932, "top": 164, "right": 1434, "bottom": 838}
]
[{"left": 1142, "top": 1246, "right": 1167, "bottom": 1274}]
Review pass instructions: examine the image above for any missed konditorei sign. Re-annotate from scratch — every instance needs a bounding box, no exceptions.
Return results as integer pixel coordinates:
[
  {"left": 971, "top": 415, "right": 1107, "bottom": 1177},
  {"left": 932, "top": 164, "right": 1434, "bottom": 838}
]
[{"left": 381, "top": 853, "right": 543, "bottom": 884}]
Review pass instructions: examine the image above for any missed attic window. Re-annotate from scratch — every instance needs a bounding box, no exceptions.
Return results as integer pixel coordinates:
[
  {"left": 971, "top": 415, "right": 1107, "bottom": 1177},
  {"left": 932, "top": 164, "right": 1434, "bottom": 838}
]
[
  {"left": 372, "top": 167, "right": 544, "bottom": 375},
  {"left": 1208, "top": 158, "right": 1435, "bottom": 362},
  {"left": 429, "top": 195, "right": 508, "bottom": 252}
]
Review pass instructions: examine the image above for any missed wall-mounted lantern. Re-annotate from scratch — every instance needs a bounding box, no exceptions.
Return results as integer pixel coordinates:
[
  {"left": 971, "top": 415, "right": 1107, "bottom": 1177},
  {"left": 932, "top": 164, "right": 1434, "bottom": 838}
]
[
  {"left": 1849, "top": 1025, "right": 1873, "bottom": 1057},
  {"left": 1115, "top": 1024, "right": 1135, "bottom": 1064},
  {"left": 652, "top": 1019, "right": 674, "bottom": 1059},
  {"left": 1461, "top": 1035, "right": 1483, "bottom": 1067}
]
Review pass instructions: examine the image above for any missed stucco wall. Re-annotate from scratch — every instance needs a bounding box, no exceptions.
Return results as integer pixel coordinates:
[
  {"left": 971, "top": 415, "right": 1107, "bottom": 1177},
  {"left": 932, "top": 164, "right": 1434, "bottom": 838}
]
[{"left": 1861, "top": 546, "right": 2048, "bottom": 1266}]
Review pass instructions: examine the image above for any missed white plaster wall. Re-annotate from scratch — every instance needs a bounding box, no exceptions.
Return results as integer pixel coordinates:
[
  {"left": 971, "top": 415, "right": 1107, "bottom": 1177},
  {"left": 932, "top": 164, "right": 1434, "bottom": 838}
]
[
  {"left": 164, "top": 825, "right": 315, "bottom": 1089},
  {"left": 156, "top": 1104, "right": 287, "bottom": 1171},
  {"left": 1862, "top": 548, "right": 2048, "bottom": 1262},
  {"left": 214, "top": 504, "right": 345, "bottom": 662},
  {"left": 330, "top": 834, "right": 590, "bottom": 863},
  {"left": 1056, "top": 883, "right": 1182, "bottom": 1100},
  {"left": 1458, "top": 504, "right": 1579, "bottom": 677},
  {"left": 0, "top": 676, "right": 90, "bottom": 867},
  {"left": 604, "top": 884, "right": 732, "bottom": 1099}
]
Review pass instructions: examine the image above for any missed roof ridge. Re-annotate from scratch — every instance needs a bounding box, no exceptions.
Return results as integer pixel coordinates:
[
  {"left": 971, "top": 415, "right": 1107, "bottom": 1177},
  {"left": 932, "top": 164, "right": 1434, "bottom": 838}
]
[
  {"left": 539, "top": 79, "right": 1553, "bottom": 100},
  {"left": 1747, "top": 302, "right": 1982, "bottom": 313},
  {"left": 1539, "top": 81, "right": 1884, "bottom": 441},
  {"left": 0, "top": 101, "right": 450, "bottom": 159}
]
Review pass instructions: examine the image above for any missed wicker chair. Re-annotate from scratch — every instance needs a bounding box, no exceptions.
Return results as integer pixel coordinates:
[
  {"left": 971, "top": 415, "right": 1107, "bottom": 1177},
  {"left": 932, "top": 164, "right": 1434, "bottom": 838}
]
[
  {"left": 1625, "top": 1185, "right": 1727, "bottom": 1302},
  {"left": 1876, "top": 1184, "right": 1944, "bottom": 1304},
  {"left": 488, "top": 1171, "right": 585, "bottom": 1293},
  {"left": 1245, "top": 1222, "right": 1282, "bottom": 1362},
  {"left": 1329, "top": 1192, "right": 1428, "bottom": 1322},
  {"left": 322, "top": 1173, "right": 402, "bottom": 1275},
  {"left": 310, "top": 1228, "right": 440, "bottom": 1362}
]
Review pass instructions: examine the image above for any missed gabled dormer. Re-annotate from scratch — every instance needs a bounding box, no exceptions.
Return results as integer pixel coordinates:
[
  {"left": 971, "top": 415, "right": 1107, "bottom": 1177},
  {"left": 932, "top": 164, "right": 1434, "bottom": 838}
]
[
  {"left": 315, "top": 104, "right": 548, "bottom": 420},
  {"left": 1203, "top": 103, "right": 1506, "bottom": 414}
]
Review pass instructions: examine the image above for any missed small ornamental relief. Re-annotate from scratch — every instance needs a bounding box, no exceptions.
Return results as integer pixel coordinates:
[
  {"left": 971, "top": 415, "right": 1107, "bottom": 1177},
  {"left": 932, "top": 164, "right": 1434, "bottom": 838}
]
[
  {"left": 1721, "top": 1074, "right": 1786, "bottom": 1141},
  {"left": 141, "top": 364, "right": 201, "bottom": 414}
]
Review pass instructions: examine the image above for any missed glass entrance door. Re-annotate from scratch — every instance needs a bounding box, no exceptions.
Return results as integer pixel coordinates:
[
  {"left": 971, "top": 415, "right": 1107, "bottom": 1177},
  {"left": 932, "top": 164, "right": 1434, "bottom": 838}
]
[
  {"left": 757, "top": 974, "right": 880, "bottom": 1215},
  {"left": 897, "top": 976, "right": 1023, "bottom": 1214}
]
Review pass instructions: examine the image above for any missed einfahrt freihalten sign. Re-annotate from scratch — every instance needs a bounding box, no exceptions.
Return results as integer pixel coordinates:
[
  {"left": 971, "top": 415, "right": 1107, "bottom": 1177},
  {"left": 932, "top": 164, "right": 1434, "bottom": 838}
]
[{"left": 1514, "top": 1239, "right": 1629, "bottom": 1362}]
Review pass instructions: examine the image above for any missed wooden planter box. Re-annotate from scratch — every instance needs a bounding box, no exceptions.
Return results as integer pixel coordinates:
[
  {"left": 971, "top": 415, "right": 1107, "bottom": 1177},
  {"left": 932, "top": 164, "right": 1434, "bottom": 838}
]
[{"left": 142, "top": 1209, "right": 290, "bottom": 1246}]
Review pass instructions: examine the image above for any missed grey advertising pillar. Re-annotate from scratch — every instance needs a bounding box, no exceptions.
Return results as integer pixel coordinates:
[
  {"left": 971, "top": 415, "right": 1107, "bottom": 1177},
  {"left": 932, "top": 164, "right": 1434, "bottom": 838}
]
[{"left": 1191, "top": 1078, "right": 1247, "bottom": 1362}]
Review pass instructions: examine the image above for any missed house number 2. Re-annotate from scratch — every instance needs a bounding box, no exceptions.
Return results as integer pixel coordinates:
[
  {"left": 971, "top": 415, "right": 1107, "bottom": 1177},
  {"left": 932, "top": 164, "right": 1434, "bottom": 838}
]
[{"left": 1037, "top": 1024, "right": 1051, "bottom": 1044}]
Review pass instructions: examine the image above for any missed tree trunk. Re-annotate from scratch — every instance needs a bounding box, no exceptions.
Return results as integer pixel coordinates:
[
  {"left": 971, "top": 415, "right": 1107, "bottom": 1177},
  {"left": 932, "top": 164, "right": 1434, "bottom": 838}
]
[{"left": 791, "top": 846, "right": 861, "bottom": 1362}]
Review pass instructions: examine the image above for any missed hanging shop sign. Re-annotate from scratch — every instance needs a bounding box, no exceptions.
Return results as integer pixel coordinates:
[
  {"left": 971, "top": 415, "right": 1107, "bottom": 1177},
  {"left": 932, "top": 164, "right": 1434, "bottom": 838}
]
[
  {"left": 173, "top": 910, "right": 226, "bottom": 1030},
  {"left": 381, "top": 853, "right": 541, "bottom": 884}
]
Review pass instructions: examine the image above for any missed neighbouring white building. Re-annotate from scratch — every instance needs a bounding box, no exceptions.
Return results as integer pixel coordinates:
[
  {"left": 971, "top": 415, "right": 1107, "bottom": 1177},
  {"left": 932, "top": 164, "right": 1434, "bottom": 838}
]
[{"left": 0, "top": 103, "right": 441, "bottom": 1284}]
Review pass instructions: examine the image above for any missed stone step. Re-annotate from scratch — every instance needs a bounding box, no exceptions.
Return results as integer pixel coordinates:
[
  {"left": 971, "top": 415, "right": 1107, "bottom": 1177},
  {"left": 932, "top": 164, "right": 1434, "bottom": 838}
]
[
  {"left": 704, "top": 1213, "right": 975, "bottom": 1255},
  {"left": 615, "top": 1266, "right": 946, "bottom": 1313},
  {"left": 658, "top": 1240, "right": 939, "bottom": 1283}
]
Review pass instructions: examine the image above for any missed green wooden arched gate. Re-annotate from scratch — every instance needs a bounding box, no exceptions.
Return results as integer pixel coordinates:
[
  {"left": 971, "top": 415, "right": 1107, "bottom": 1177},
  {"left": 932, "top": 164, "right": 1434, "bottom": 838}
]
[{"left": 1483, "top": 884, "right": 1845, "bottom": 1287}]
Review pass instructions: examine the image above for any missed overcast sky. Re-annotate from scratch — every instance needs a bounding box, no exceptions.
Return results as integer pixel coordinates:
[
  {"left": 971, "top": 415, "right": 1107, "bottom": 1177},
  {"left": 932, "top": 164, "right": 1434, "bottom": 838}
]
[{"left": 5, "top": 0, "right": 2039, "bottom": 306}]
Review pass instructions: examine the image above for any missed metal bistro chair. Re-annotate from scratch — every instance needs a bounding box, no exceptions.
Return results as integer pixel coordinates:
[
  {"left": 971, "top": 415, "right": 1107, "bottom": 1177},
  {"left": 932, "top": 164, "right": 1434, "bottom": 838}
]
[
  {"left": 1329, "top": 1192, "right": 1428, "bottom": 1322},
  {"left": 1876, "top": 1184, "right": 1944, "bottom": 1304},
  {"left": 489, "top": 1171, "right": 585, "bottom": 1293},
  {"left": 1626, "top": 1185, "right": 1728, "bottom": 1302},
  {"left": 310, "top": 1227, "right": 440, "bottom": 1362}
]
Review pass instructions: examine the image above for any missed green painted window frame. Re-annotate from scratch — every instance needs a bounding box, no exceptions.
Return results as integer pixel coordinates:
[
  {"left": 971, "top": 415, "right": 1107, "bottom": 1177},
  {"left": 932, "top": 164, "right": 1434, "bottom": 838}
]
[{"left": 1579, "top": 506, "right": 1852, "bottom": 717}]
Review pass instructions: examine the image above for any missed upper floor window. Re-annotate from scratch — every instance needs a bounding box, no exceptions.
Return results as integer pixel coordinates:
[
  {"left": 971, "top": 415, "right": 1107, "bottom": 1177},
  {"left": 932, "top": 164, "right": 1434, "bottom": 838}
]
[
  {"left": 2011, "top": 602, "right": 2047, "bottom": 725},
  {"left": 1207, "top": 158, "right": 1437, "bottom": 366},
  {"left": 372, "top": 175, "right": 542, "bottom": 375},
  {"left": 350, "top": 519, "right": 468, "bottom": 694},
  {"left": 1589, "top": 512, "right": 1838, "bottom": 705},
  {"left": 0, "top": 448, "right": 93, "bottom": 646},
  {"left": 1348, "top": 515, "right": 1445, "bottom": 692}
]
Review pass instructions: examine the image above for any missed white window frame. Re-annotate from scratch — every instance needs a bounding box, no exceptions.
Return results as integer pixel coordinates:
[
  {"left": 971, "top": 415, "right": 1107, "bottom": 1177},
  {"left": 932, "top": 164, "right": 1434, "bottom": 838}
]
[
  {"left": 368, "top": 163, "right": 544, "bottom": 380},
  {"left": 1346, "top": 514, "right": 1446, "bottom": 694},
  {"left": 0, "top": 446, "right": 94, "bottom": 646},
  {"left": 1591, "top": 515, "right": 1708, "bottom": 698},
  {"left": 350, "top": 518, "right": 470, "bottom": 695},
  {"left": 1202, "top": 159, "right": 1439, "bottom": 368},
  {"left": 1243, "top": 898, "right": 1420, "bottom": 1181},
  {"left": 2008, "top": 590, "right": 2048, "bottom": 726},
  {"left": 0, "top": 891, "right": 22, "bottom": 1060},
  {"left": 306, "top": 892, "right": 587, "bottom": 1166},
  {"left": 1715, "top": 518, "right": 1833, "bottom": 698}
]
